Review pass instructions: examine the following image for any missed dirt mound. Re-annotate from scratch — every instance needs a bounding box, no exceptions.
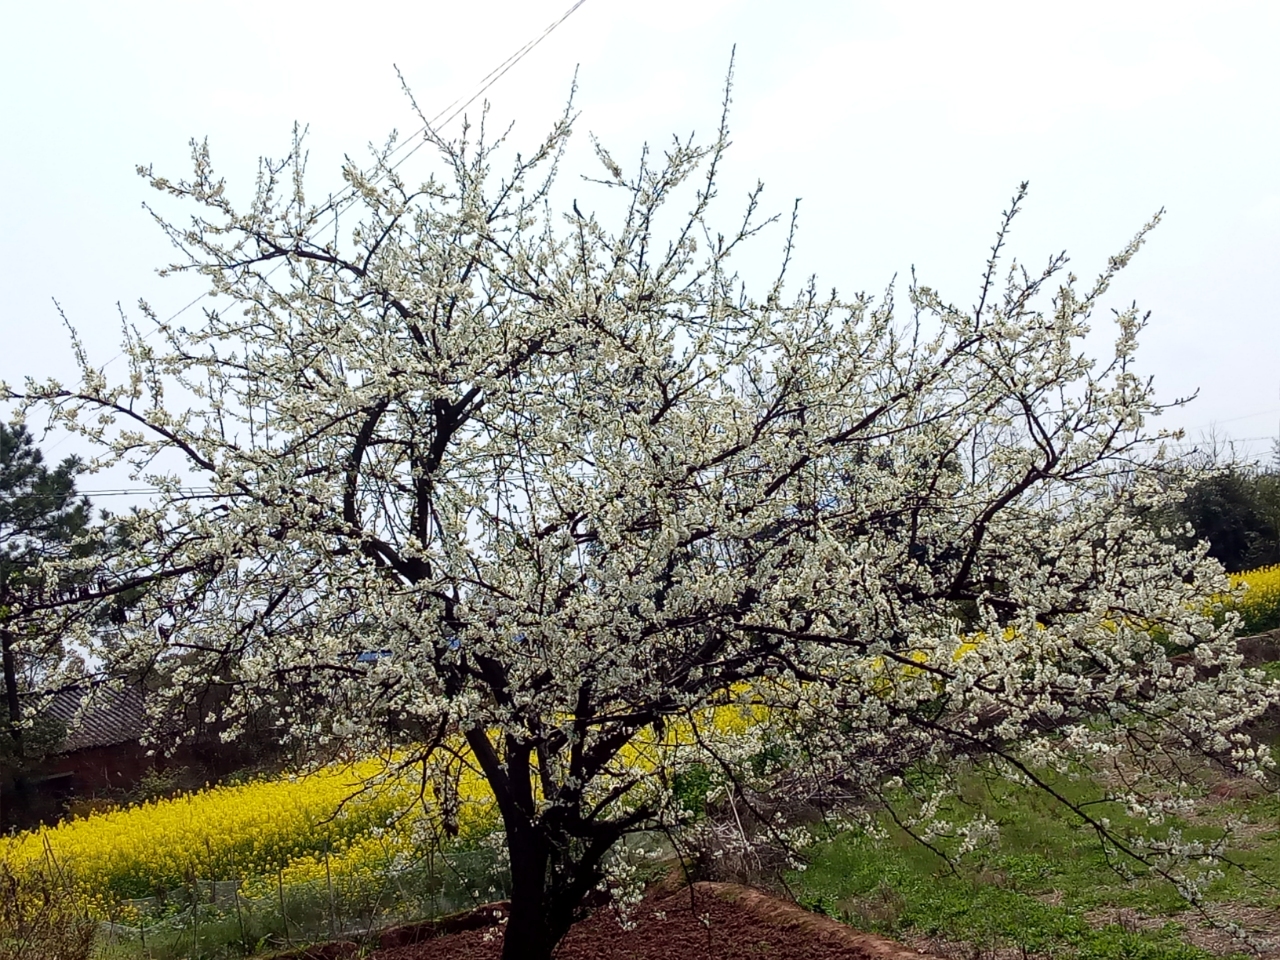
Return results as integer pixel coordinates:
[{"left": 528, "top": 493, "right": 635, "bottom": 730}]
[{"left": 370, "top": 883, "right": 937, "bottom": 960}]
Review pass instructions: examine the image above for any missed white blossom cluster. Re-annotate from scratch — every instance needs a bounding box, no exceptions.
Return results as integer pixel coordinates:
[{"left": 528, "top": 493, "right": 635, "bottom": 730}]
[{"left": 7, "top": 81, "right": 1277, "bottom": 953}]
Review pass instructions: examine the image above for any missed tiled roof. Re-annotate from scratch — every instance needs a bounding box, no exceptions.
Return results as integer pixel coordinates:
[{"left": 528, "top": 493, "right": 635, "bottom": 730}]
[{"left": 38, "top": 683, "right": 146, "bottom": 753}]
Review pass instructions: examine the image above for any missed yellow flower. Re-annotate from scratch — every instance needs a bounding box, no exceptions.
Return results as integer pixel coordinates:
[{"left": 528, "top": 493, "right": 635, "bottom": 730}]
[{"left": 1229, "top": 564, "right": 1280, "bottom": 635}]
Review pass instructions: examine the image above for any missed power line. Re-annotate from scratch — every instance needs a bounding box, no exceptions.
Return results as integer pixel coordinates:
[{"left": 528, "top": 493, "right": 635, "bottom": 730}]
[
  {"left": 146, "top": 0, "right": 591, "bottom": 337},
  {"left": 33, "top": 0, "right": 592, "bottom": 458},
  {"left": 307, "top": 0, "right": 590, "bottom": 233},
  {"left": 1180, "top": 406, "right": 1280, "bottom": 432},
  {"left": 1161, "top": 437, "right": 1277, "bottom": 447},
  {"left": 1, "top": 487, "right": 217, "bottom": 502},
  {"left": 72, "top": 488, "right": 216, "bottom": 497}
]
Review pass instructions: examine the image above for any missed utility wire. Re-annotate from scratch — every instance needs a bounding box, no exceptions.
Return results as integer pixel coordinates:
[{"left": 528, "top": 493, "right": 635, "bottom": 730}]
[
  {"left": 306, "top": 0, "right": 589, "bottom": 231},
  {"left": 1159, "top": 436, "right": 1278, "bottom": 449},
  {"left": 145, "top": 0, "right": 590, "bottom": 338},
  {"left": 1180, "top": 407, "right": 1280, "bottom": 431},
  {"left": 1, "top": 487, "right": 217, "bottom": 503},
  {"left": 32, "top": 0, "right": 591, "bottom": 457}
]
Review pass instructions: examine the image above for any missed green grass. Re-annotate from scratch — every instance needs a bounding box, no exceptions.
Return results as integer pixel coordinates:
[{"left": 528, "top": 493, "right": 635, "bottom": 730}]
[
  {"left": 90, "top": 844, "right": 511, "bottom": 959},
  {"left": 788, "top": 764, "right": 1280, "bottom": 960}
]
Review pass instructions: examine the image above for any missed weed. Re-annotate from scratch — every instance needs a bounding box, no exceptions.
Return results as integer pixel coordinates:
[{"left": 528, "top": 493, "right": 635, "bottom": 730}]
[
  {"left": 788, "top": 759, "right": 1280, "bottom": 960},
  {"left": 0, "top": 860, "right": 96, "bottom": 960}
]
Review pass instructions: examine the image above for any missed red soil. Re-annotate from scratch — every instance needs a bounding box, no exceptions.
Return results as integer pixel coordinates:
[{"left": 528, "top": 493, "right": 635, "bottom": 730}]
[{"left": 369, "top": 883, "right": 936, "bottom": 960}]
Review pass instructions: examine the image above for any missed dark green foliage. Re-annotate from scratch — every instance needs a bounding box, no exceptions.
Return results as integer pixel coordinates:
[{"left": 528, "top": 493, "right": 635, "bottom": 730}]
[
  {"left": 0, "top": 422, "right": 103, "bottom": 826},
  {"left": 0, "top": 423, "right": 95, "bottom": 578},
  {"left": 0, "top": 716, "right": 65, "bottom": 770},
  {"left": 0, "top": 421, "right": 99, "bottom": 654},
  {"left": 672, "top": 763, "right": 712, "bottom": 817},
  {"left": 1162, "top": 464, "right": 1280, "bottom": 574}
]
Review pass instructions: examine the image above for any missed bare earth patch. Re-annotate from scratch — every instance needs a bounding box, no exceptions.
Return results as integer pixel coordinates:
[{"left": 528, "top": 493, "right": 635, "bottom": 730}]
[{"left": 368, "top": 883, "right": 941, "bottom": 960}]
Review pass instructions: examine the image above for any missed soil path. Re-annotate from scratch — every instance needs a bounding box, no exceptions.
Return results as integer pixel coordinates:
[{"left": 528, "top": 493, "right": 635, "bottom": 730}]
[{"left": 369, "top": 882, "right": 937, "bottom": 960}]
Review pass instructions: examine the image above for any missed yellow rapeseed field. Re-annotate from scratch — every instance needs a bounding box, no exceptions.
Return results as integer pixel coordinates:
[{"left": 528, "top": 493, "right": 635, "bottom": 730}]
[
  {"left": 1, "top": 707, "right": 757, "bottom": 913},
  {"left": 1230, "top": 563, "right": 1280, "bottom": 635},
  {"left": 0, "top": 757, "right": 423, "bottom": 902}
]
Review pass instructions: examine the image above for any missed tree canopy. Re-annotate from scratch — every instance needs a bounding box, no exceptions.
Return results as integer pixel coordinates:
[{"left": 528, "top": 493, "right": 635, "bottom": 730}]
[
  {"left": 1164, "top": 462, "right": 1280, "bottom": 574},
  {"left": 7, "top": 82, "right": 1277, "bottom": 958}
]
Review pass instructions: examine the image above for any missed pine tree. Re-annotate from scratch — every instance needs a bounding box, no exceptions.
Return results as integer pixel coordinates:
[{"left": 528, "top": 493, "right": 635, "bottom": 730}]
[{"left": 0, "top": 422, "right": 95, "bottom": 820}]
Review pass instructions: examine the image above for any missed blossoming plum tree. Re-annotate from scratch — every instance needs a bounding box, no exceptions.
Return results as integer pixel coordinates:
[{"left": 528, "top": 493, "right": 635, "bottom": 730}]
[{"left": 8, "top": 80, "right": 1277, "bottom": 958}]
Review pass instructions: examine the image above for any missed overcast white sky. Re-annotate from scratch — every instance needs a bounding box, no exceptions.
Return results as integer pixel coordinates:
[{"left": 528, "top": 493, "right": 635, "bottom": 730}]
[{"left": 2, "top": 0, "right": 1279, "bottom": 490}]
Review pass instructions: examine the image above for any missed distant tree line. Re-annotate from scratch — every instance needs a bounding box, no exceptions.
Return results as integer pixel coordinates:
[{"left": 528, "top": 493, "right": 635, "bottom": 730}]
[{"left": 1160, "top": 445, "right": 1280, "bottom": 573}]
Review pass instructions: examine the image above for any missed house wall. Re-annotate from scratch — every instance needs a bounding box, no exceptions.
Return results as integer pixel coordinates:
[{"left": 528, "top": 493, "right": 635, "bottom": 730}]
[{"left": 41, "top": 740, "right": 158, "bottom": 794}]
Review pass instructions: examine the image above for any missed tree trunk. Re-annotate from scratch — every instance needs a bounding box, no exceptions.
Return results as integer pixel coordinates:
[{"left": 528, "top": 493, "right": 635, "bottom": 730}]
[
  {"left": 461, "top": 728, "right": 605, "bottom": 960},
  {"left": 501, "top": 826, "right": 577, "bottom": 960},
  {"left": 1, "top": 628, "right": 22, "bottom": 758},
  {"left": 0, "top": 627, "right": 28, "bottom": 830}
]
